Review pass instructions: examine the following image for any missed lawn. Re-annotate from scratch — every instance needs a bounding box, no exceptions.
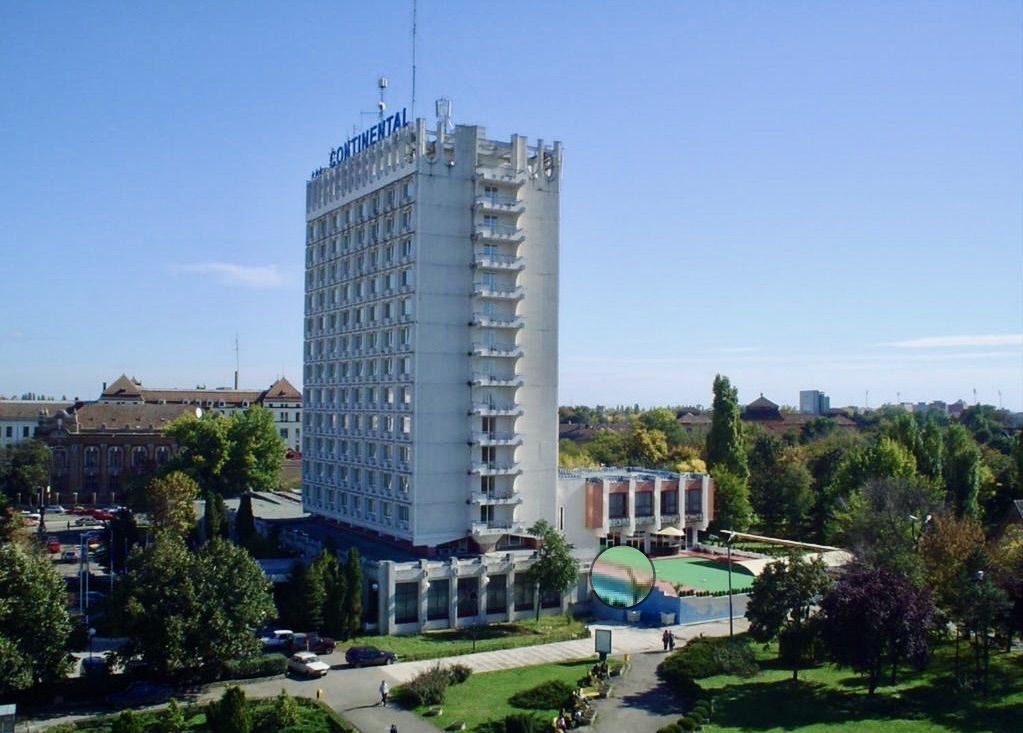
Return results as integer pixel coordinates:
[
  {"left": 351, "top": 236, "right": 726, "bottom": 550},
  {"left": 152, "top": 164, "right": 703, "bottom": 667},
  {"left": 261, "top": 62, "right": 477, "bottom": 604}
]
[
  {"left": 652, "top": 557, "right": 755, "bottom": 593},
  {"left": 342, "top": 613, "right": 586, "bottom": 661},
  {"left": 699, "top": 638, "right": 1023, "bottom": 732},
  {"left": 405, "top": 657, "right": 600, "bottom": 732}
]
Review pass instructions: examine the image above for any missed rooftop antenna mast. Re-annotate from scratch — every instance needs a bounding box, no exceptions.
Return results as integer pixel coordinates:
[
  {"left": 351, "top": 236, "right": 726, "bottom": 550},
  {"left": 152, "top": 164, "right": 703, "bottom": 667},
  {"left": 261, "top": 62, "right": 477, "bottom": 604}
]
[
  {"left": 352, "top": 77, "right": 390, "bottom": 135},
  {"left": 411, "top": 0, "right": 417, "bottom": 121},
  {"left": 234, "top": 333, "right": 240, "bottom": 390}
]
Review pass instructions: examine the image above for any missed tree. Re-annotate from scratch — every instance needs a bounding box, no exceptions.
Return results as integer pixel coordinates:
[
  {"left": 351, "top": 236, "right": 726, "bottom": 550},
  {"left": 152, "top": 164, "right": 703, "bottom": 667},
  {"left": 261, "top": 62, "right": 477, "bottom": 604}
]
[
  {"left": 343, "top": 547, "right": 363, "bottom": 639},
  {"left": 919, "top": 513, "right": 985, "bottom": 617},
  {"left": 159, "top": 699, "right": 186, "bottom": 733},
  {"left": 320, "top": 551, "right": 348, "bottom": 639},
  {"left": 145, "top": 471, "right": 198, "bottom": 538},
  {"left": 707, "top": 469, "right": 752, "bottom": 533},
  {"left": 820, "top": 563, "right": 934, "bottom": 695},
  {"left": 111, "top": 711, "right": 143, "bottom": 733},
  {"left": 235, "top": 492, "right": 256, "bottom": 546},
  {"left": 0, "top": 542, "right": 74, "bottom": 693},
  {"left": 944, "top": 423, "right": 982, "bottom": 518},
  {"left": 706, "top": 375, "right": 748, "bottom": 480},
  {"left": 204, "top": 490, "right": 229, "bottom": 541},
  {"left": 118, "top": 535, "right": 274, "bottom": 674},
  {"left": 639, "top": 407, "right": 685, "bottom": 446},
  {"left": 164, "top": 406, "right": 285, "bottom": 497},
  {"left": 526, "top": 520, "right": 578, "bottom": 621},
  {"left": 0, "top": 439, "right": 51, "bottom": 503},
  {"left": 208, "top": 686, "right": 252, "bottom": 733},
  {"left": 745, "top": 553, "right": 831, "bottom": 680},
  {"left": 625, "top": 424, "right": 669, "bottom": 467}
]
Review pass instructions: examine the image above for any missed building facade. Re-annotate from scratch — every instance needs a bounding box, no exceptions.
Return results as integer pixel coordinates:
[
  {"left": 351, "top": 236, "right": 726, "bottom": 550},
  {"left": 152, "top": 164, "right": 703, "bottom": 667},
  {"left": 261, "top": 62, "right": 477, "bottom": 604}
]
[
  {"left": 302, "top": 111, "right": 562, "bottom": 556},
  {"left": 799, "top": 389, "right": 830, "bottom": 415},
  {"left": 0, "top": 400, "right": 71, "bottom": 448}
]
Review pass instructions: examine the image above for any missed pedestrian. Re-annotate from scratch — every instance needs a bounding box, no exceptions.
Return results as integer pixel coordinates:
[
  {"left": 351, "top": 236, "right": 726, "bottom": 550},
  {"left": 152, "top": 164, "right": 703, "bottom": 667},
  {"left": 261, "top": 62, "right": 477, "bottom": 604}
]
[
  {"left": 662, "top": 629, "right": 670, "bottom": 651},
  {"left": 668, "top": 630, "right": 676, "bottom": 651},
  {"left": 390, "top": 724, "right": 399, "bottom": 733},
  {"left": 379, "top": 679, "right": 389, "bottom": 706}
]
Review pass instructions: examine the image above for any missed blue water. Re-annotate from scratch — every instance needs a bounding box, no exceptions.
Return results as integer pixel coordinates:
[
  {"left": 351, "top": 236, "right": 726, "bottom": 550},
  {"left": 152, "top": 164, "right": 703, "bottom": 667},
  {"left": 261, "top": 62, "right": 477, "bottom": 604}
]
[{"left": 591, "top": 572, "right": 652, "bottom": 608}]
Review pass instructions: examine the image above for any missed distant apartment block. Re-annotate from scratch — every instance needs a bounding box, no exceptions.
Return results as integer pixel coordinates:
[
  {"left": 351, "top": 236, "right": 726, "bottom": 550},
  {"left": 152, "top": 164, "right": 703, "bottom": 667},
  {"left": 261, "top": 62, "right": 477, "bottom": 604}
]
[
  {"left": 0, "top": 399, "right": 72, "bottom": 448},
  {"left": 799, "top": 390, "right": 830, "bottom": 415}
]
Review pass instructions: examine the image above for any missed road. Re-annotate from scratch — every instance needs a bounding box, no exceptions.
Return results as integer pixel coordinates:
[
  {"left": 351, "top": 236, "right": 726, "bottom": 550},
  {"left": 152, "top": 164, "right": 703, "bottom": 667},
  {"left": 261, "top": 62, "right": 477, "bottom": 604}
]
[{"left": 26, "top": 616, "right": 750, "bottom": 732}]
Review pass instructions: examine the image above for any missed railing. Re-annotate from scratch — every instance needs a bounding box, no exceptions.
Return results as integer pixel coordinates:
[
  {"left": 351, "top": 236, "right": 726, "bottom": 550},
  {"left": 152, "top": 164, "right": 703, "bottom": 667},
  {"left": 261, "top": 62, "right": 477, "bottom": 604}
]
[
  {"left": 468, "top": 491, "right": 522, "bottom": 504},
  {"left": 608, "top": 517, "right": 631, "bottom": 527},
  {"left": 474, "top": 195, "right": 524, "bottom": 211},
  {"left": 470, "top": 342, "right": 523, "bottom": 357},
  {"left": 470, "top": 462, "right": 523, "bottom": 475},
  {"left": 471, "top": 431, "right": 522, "bottom": 444},
  {"left": 470, "top": 313, "right": 524, "bottom": 329},
  {"left": 472, "top": 284, "right": 526, "bottom": 300}
]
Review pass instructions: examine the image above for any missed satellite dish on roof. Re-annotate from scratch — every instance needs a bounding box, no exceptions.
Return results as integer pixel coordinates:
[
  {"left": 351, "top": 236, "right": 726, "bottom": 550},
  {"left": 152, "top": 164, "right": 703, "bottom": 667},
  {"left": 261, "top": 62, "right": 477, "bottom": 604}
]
[{"left": 195, "top": 407, "right": 203, "bottom": 418}]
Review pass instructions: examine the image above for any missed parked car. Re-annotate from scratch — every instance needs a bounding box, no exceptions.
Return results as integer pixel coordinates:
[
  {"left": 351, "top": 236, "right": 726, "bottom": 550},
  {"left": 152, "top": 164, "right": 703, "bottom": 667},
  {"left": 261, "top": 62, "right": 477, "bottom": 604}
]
[
  {"left": 81, "top": 656, "right": 109, "bottom": 677},
  {"left": 287, "top": 651, "right": 330, "bottom": 678},
  {"left": 74, "top": 516, "right": 99, "bottom": 527},
  {"left": 290, "top": 632, "right": 336, "bottom": 654},
  {"left": 46, "top": 536, "right": 61, "bottom": 553},
  {"left": 45, "top": 504, "right": 66, "bottom": 514},
  {"left": 106, "top": 681, "right": 174, "bottom": 708},
  {"left": 260, "top": 629, "right": 294, "bottom": 651},
  {"left": 345, "top": 645, "right": 396, "bottom": 667},
  {"left": 61, "top": 549, "right": 79, "bottom": 563}
]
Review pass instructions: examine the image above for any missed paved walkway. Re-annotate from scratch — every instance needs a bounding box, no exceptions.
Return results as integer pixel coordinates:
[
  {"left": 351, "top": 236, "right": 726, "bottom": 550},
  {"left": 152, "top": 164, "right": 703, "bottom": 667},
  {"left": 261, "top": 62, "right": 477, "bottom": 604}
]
[{"left": 25, "top": 617, "right": 749, "bottom": 732}]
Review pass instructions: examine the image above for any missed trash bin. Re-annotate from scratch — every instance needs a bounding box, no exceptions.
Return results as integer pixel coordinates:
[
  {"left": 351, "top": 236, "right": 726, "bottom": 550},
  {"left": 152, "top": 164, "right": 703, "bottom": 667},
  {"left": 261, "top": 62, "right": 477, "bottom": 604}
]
[
  {"left": 626, "top": 610, "right": 641, "bottom": 623},
  {"left": 660, "top": 612, "right": 676, "bottom": 626}
]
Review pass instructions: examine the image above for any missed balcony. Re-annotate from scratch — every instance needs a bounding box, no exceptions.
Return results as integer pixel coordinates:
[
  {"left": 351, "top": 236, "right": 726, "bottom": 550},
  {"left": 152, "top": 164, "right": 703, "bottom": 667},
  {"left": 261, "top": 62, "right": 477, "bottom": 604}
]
[
  {"left": 470, "top": 342, "right": 524, "bottom": 358},
  {"left": 471, "top": 519, "right": 527, "bottom": 537},
  {"left": 475, "top": 166, "right": 527, "bottom": 186},
  {"left": 468, "top": 491, "right": 523, "bottom": 505},
  {"left": 469, "top": 462, "right": 523, "bottom": 476},
  {"left": 660, "top": 513, "right": 680, "bottom": 524},
  {"left": 474, "top": 195, "right": 525, "bottom": 215},
  {"left": 470, "top": 373, "right": 524, "bottom": 387},
  {"left": 472, "top": 250, "right": 525, "bottom": 271},
  {"left": 471, "top": 431, "right": 522, "bottom": 446},
  {"left": 469, "top": 403, "right": 524, "bottom": 417},
  {"left": 473, "top": 223, "right": 525, "bottom": 244},
  {"left": 472, "top": 283, "right": 525, "bottom": 301},
  {"left": 469, "top": 314, "right": 523, "bottom": 331}
]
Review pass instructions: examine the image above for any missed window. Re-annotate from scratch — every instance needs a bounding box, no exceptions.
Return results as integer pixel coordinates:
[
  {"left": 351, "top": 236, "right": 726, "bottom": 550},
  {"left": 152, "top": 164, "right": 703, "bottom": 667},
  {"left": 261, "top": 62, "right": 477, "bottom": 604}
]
[
  {"left": 394, "top": 582, "right": 419, "bottom": 624},
  {"left": 635, "top": 491, "right": 654, "bottom": 517},
  {"left": 660, "top": 490, "right": 678, "bottom": 516},
  {"left": 280, "top": 428, "right": 289, "bottom": 438},
  {"left": 4, "top": 426, "right": 12, "bottom": 438},
  {"left": 486, "top": 574, "right": 507, "bottom": 614},
  {"left": 132, "top": 446, "right": 148, "bottom": 469},
  {"left": 427, "top": 579, "right": 449, "bottom": 620},
  {"left": 398, "top": 503, "right": 410, "bottom": 522},
  {"left": 84, "top": 447, "right": 99, "bottom": 469},
  {"left": 686, "top": 489, "right": 703, "bottom": 513},
  {"left": 108, "top": 447, "right": 123, "bottom": 470},
  {"left": 513, "top": 574, "right": 535, "bottom": 611},
  {"left": 21, "top": 426, "right": 30, "bottom": 438},
  {"left": 608, "top": 492, "right": 628, "bottom": 519}
]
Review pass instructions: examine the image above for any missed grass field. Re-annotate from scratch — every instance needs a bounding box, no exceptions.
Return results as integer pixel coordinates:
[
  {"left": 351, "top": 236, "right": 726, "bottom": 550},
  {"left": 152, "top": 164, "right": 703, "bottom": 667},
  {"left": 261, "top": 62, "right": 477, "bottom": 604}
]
[
  {"left": 406, "top": 657, "right": 597, "bottom": 732},
  {"left": 700, "top": 639, "right": 1023, "bottom": 732},
  {"left": 652, "top": 557, "right": 756, "bottom": 593},
  {"left": 342, "top": 614, "right": 586, "bottom": 661}
]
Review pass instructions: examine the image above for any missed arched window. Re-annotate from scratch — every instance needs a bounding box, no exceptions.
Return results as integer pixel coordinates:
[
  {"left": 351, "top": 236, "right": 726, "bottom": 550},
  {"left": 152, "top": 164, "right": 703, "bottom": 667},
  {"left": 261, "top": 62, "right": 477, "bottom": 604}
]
[
  {"left": 84, "top": 446, "right": 99, "bottom": 469},
  {"left": 155, "top": 446, "right": 170, "bottom": 465},
  {"left": 132, "top": 446, "right": 148, "bottom": 469},
  {"left": 108, "top": 447, "right": 123, "bottom": 471}
]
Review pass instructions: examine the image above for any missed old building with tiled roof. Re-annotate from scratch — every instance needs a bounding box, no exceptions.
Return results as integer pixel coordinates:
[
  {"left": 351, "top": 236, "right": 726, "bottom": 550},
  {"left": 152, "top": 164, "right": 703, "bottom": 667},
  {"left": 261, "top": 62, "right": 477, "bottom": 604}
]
[{"left": 0, "top": 399, "right": 73, "bottom": 448}]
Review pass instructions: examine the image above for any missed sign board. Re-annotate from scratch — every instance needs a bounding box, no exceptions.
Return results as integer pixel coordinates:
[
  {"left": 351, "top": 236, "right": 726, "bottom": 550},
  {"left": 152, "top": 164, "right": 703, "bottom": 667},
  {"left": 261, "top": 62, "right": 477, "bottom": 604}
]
[{"left": 594, "top": 628, "right": 612, "bottom": 656}]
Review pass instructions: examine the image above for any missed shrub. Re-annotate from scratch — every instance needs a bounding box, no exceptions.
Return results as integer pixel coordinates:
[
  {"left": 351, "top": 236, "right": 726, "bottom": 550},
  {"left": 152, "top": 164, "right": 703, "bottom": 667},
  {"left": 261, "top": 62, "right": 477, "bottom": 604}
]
[
  {"left": 508, "top": 679, "right": 575, "bottom": 710},
  {"left": 657, "top": 635, "right": 757, "bottom": 687},
  {"left": 678, "top": 717, "right": 698, "bottom": 731},
  {"left": 403, "top": 664, "right": 452, "bottom": 707},
  {"left": 504, "top": 712, "right": 545, "bottom": 733},
  {"left": 159, "top": 699, "right": 186, "bottom": 733},
  {"left": 208, "top": 686, "right": 252, "bottom": 733},
  {"left": 222, "top": 654, "right": 287, "bottom": 680},
  {"left": 271, "top": 688, "right": 299, "bottom": 729},
  {"left": 111, "top": 711, "right": 143, "bottom": 733},
  {"left": 657, "top": 726, "right": 683, "bottom": 733},
  {"left": 447, "top": 662, "right": 473, "bottom": 684}
]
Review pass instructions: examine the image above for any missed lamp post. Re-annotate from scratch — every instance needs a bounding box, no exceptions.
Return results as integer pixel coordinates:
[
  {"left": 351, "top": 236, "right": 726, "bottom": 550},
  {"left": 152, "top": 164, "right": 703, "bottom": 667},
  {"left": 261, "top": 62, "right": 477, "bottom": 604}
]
[{"left": 726, "top": 532, "right": 734, "bottom": 638}]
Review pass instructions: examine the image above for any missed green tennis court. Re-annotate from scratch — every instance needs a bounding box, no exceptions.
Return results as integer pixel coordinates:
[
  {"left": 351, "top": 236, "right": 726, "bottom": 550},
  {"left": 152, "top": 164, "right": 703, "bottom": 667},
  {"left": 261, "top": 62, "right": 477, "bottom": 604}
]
[{"left": 652, "top": 556, "right": 755, "bottom": 593}]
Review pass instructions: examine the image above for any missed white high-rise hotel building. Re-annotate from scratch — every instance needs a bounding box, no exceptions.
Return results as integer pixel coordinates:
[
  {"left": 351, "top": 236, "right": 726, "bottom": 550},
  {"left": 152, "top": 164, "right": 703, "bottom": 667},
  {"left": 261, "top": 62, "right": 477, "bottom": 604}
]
[{"left": 303, "top": 107, "right": 563, "bottom": 556}]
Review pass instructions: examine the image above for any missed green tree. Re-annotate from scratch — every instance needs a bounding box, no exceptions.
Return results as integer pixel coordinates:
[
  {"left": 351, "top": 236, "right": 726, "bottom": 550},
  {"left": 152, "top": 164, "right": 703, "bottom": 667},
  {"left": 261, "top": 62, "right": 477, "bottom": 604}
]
[
  {"left": 204, "top": 489, "right": 229, "bottom": 541},
  {"left": 625, "top": 424, "right": 669, "bottom": 467},
  {"left": 111, "top": 710, "right": 143, "bottom": 733},
  {"left": 706, "top": 375, "right": 748, "bottom": 480},
  {"left": 586, "top": 428, "right": 628, "bottom": 467},
  {"left": 208, "top": 686, "right": 252, "bottom": 733},
  {"left": 343, "top": 547, "right": 363, "bottom": 639},
  {"left": 944, "top": 423, "right": 982, "bottom": 518},
  {"left": 525, "top": 520, "right": 578, "bottom": 621},
  {"left": 146, "top": 471, "right": 198, "bottom": 538},
  {"left": 0, "top": 439, "right": 51, "bottom": 503},
  {"left": 745, "top": 553, "right": 831, "bottom": 680},
  {"left": 639, "top": 407, "right": 685, "bottom": 446},
  {"left": 0, "top": 542, "right": 74, "bottom": 693},
  {"left": 118, "top": 535, "right": 274, "bottom": 674},
  {"left": 920, "top": 514, "right": 986, "bottom": 617},
  {"left": 271, "top": 688, "right": 299, "bottom": 729},
  {"left": 235, "top": 492, "right": 257, "bottom": 546},
  {"left": 320, "top": 551, "right": 348, "bottom": 639},
  {"left": 165, "top": 406, "right": 285, "bottom": 497},
  {"left": 159, "top": 699, "right": 186, "bottom": 733},
  {"left": 917, "top": 416, "right": 944, "bottom": 480},
  {"left": 707, "top": 469, "right": 752, "bottom": 533}
]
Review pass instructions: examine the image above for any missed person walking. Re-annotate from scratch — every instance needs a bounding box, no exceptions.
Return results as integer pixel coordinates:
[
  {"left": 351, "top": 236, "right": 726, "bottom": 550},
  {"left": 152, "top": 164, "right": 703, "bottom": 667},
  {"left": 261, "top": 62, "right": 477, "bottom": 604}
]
[
  {"left": 662, "top": 629, "right": 670, "bottom": 651},
  {"left": 667, "top": 630, "right": 676, "bottom": 651},
  {"left": 390, "top": 724, "right": 399, "bottom": 733},
  {"left": 379, "top": 679, "right": 390, "bottom": 706}
]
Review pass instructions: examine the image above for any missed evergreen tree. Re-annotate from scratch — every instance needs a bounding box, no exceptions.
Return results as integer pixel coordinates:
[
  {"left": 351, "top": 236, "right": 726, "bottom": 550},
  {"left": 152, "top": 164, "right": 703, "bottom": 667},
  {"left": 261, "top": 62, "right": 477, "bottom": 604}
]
[
  {"left": 944, "top": 423, "right": 982, "bottom": 518},
  {"left": 343, "top": 547, "right": 363, "bottom": 639},
  {"left": 235, "top": 492, "right": 256, "bottom": 546},
  {"left": 209, "top": 686, "right": 252, "bottom": 733},
  {"left": 204, "top": 490, "right": 230, "bottom": 541},
  {"left": 525, "top": 520, "right": 578, "bottom": 621},
  {"left": 706, "top": 375, "right": 748, "bottom": 480},
  {"left": 708, "top": 469, "right": 752, "bottom": 532},
  {"left": 320, "top": 551, "right": 347, "bottom": 638}
]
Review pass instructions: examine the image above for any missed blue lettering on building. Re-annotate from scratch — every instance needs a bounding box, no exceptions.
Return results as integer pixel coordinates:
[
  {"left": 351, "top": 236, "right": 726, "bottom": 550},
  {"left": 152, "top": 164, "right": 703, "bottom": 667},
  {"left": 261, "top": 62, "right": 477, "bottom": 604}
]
[{"left": 326, "top": 108, "right": 408, "bottom": 170}]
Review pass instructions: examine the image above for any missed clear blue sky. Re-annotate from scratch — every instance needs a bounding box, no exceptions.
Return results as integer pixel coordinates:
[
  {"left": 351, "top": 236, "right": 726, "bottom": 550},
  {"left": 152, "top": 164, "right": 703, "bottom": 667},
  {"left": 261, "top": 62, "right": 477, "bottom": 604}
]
[{"left": 2, "top": 1, "right": 1020, "bottom": 410}]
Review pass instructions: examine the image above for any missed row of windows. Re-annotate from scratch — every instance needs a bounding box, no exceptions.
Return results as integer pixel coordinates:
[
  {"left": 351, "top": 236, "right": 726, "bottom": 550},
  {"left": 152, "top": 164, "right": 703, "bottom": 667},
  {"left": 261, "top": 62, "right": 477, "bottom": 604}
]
[
  {"left": 53, "top": 445, "right": 170, "bottom": 472},
  {"left": 307, "top": 179, "right": 414, "bottom": 247},
  {"left": 306, "top": 245, "right": 415, "bottom": 300},
  {"left": 306, "top": 326, "right": 414, "bottom": 365},
  {"left": 3, "top": 425, "right": 31, "bottom": 439},
  {"left": 305, "top": 464, "right": 412, "bottom": 494},
  {"left": 305, "top": 385, "right": 413, "bottom": 412},
  {"left": 308, "top": 267, "right": 415, "bottom": 310},
  {"left": 304, "top": 355, "right": 415, "bottom": 385},
  {"left": 607, "top": 490, "right": 703, "bottom": 519},
  {"left": 305, "top": 483, "right": 412, "bottom": 519},
  {"left": 394, "top": 575, "right": 559, "bottom": 625},
  {"left": 305, "top": 298, "right": 415, "bottom": 338}
]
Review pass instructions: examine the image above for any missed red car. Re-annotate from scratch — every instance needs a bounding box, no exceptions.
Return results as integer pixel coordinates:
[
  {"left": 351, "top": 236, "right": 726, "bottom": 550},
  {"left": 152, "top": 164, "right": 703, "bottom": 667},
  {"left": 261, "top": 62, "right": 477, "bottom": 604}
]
[
  {"left": 89, "top": 509, "right": 114, "bottom": 521},
  {"left": 46, "top": 537, "right": 61, "bottom": 553}
]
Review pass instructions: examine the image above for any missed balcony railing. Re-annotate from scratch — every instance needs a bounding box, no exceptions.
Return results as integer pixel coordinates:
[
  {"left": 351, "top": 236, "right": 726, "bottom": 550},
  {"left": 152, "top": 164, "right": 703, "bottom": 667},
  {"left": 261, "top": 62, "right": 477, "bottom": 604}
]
[
  {"left": 468, "top": 403, "right": 524, "bottom": 416},
  {"left": 472, "top": 284, "right": 526, "bottom": 301},
  {"left": 608, "top": 517, "right": 631, "bottom": 527},
  {"left": 471, "top": 519, "right": 527, "bottom": 536},
  {"left": 468, "top": 491, "right": 522, "bottom": 505},
  {"left": 475, "top": 166, "right": 527, "bottom": 186},
  {"left": 473, "top": 224, "right": 525, "bottom": 244},
  {"left": 470, "top": 373, "right": 524, "bottom": 387},
  {"left": 471, "top": 431, "right": 522, "bottom": 445},
  {"left": 470, "top": 462, "right": 523, "bottom": 476},
  {"left": 472, "top": 251, "right": 525, "bottom": 271},
  {"left": 470, "top": 342, "right": 524, "bottom": 358},
  {"left": 474, "top": 195, "right": 525, "bottom": 213},
  {"left": 470, "top": 313, "right": 524, "bottom": 329}
]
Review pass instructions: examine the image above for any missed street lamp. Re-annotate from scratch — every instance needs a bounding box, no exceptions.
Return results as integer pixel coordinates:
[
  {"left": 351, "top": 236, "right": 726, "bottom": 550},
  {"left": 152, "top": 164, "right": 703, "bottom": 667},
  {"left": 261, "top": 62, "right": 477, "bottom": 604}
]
[{"left": 725, "top": 532, "right": 734, "bottom": 638}]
